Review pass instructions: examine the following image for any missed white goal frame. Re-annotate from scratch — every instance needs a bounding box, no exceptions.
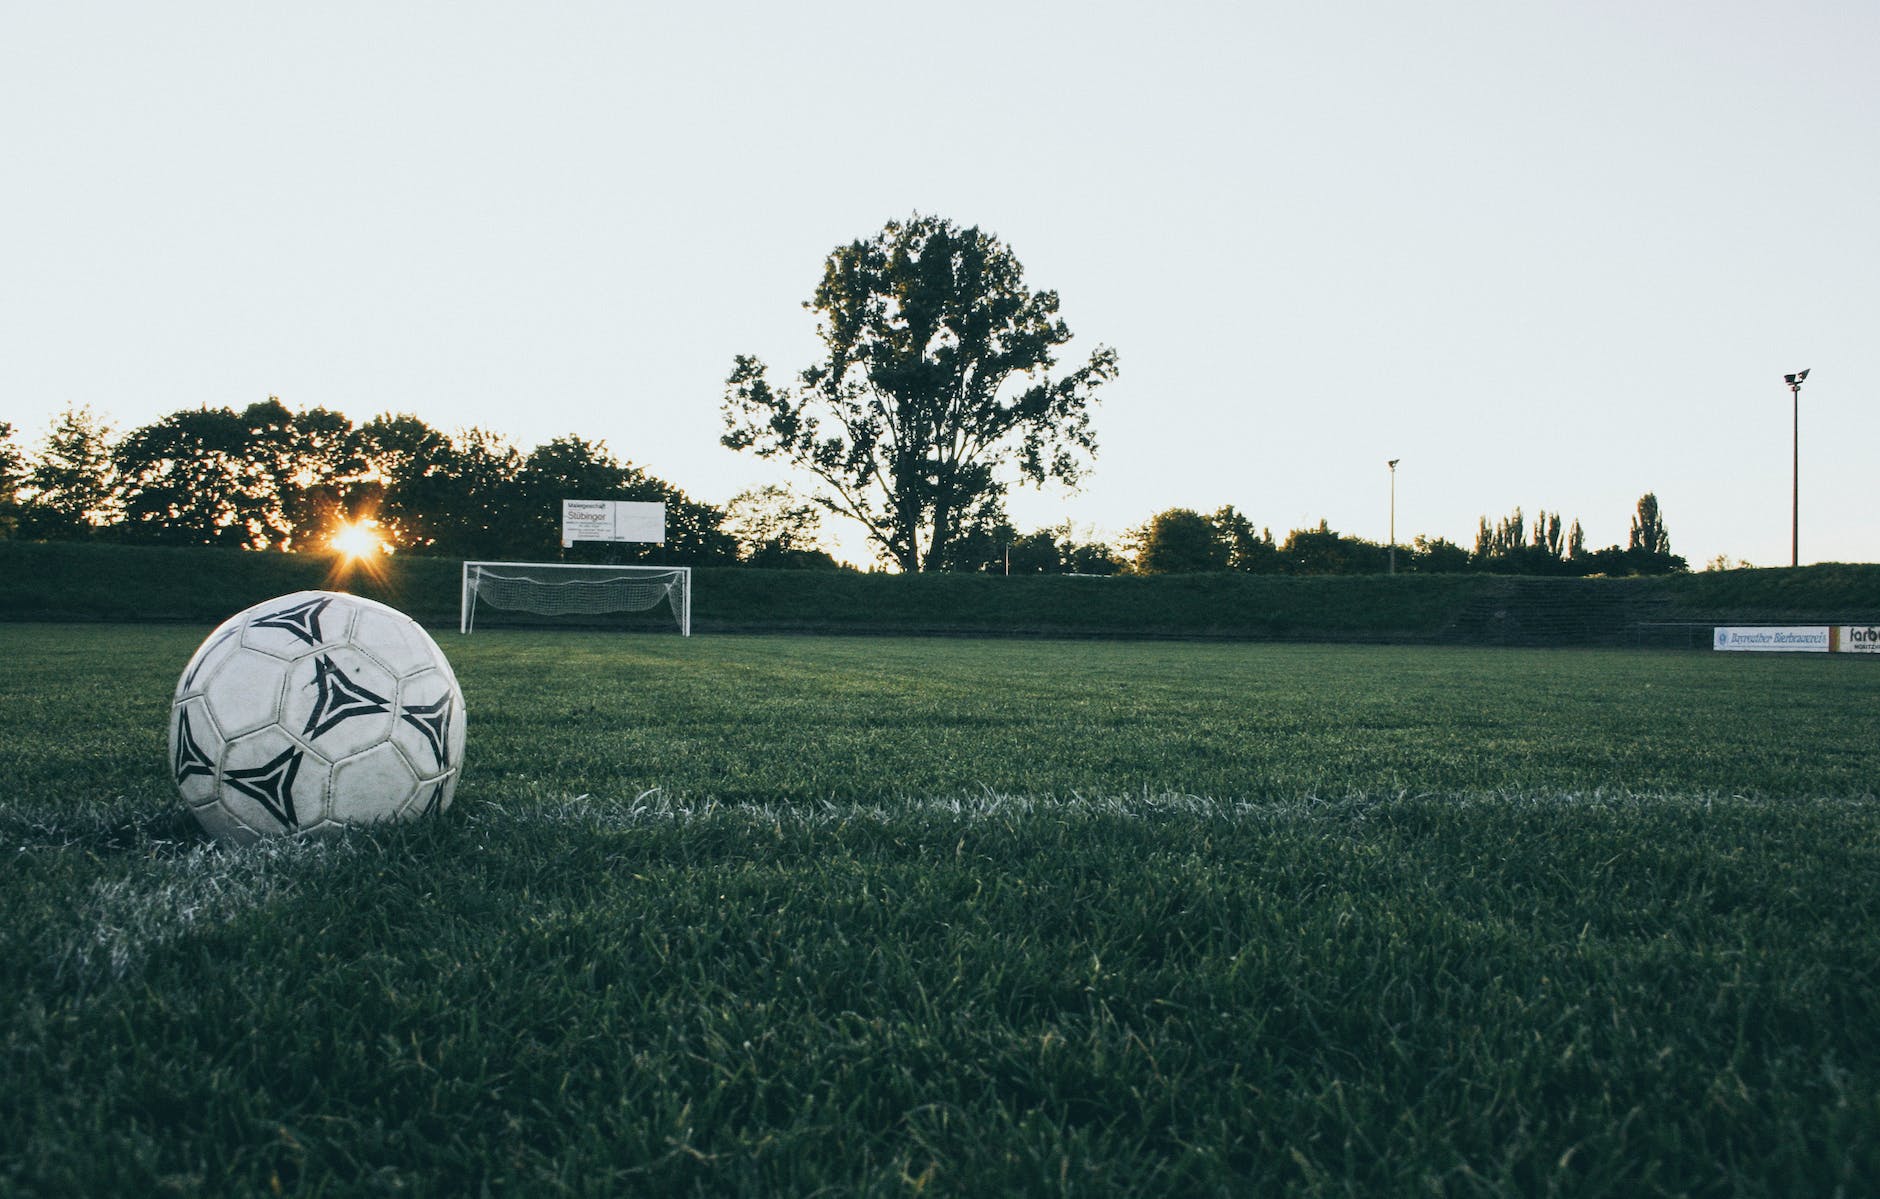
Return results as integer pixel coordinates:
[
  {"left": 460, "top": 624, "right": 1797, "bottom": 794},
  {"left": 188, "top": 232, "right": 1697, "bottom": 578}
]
[{"left": 460, "top": 561, "right": 692, "bottom": 636}]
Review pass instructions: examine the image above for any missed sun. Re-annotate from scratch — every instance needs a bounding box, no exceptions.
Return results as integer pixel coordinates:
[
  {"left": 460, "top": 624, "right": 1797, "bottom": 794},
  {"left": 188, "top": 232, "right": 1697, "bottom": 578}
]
[{"left": 328, "top": 519, "right": 387, "bottom": 561}]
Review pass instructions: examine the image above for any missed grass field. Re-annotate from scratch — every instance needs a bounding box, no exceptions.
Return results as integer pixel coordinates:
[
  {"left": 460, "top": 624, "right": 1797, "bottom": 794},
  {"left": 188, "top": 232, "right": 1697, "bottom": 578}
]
[{"left": 3, "top": 623, "right": 1878, "bottom": 1195}]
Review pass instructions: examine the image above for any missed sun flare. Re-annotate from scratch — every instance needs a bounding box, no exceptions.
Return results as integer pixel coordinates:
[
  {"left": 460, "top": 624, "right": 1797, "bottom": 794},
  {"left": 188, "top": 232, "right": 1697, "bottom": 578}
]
[{"left": 328, "top": 520, "right": 387, "bottom": 560}]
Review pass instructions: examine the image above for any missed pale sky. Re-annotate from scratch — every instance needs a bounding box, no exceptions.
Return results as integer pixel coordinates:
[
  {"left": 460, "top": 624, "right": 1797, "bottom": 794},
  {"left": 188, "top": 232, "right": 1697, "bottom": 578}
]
[{"left": 4, "top": 1, "right": 1874, "bottom": 568}]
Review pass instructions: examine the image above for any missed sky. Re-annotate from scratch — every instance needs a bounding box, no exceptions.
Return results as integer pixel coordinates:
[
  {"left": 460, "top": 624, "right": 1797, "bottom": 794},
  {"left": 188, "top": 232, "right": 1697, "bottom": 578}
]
[{"left": 4, "top": 0, "right": 1875, "bottom": 568}]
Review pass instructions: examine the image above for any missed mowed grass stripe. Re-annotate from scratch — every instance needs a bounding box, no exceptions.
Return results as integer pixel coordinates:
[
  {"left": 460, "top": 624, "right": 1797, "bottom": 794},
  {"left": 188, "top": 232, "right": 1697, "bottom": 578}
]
[{"left": 1, "top": 624, "right": 1877, "bottom": 1195}]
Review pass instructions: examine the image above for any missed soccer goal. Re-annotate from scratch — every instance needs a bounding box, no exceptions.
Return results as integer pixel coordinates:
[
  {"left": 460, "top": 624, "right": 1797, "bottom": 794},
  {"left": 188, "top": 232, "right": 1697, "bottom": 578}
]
[{"left": 460, "top": 562, "right": 691, "bottom": 636}]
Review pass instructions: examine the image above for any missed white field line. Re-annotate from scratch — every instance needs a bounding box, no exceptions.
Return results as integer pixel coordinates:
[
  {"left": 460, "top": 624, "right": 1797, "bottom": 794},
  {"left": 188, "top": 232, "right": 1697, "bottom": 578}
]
[
  {"left": 462, "top": 786, "right": 1824, "bottom": 832},
  {"left": 53, "top": 838, "right": 340, "bottom": 986}
]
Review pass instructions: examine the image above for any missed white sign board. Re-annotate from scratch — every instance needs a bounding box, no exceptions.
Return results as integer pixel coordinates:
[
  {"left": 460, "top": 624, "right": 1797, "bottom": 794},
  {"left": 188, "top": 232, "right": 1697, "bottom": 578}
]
[
  {"left": 1839, "top": 625, "right": 1880, "bottom": 653},
  {"left": 1713, "top": 626, "right": 1830, "bottom": 653},
  {"left": 562, "top": 500, "right": 666, "bottom": 547}
]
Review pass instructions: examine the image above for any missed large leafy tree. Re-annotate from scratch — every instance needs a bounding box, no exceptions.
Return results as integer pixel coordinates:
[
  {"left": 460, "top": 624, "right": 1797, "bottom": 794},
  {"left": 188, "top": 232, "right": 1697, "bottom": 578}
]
[
  {"left": 114, "top": 400, "right": 371, "bottom": 549},
  {"left": 115, "top": 407, "right": 256, "bottom": 545},
  {"left": 722, "top": 214, "right": 1118, "bottom": 572}
]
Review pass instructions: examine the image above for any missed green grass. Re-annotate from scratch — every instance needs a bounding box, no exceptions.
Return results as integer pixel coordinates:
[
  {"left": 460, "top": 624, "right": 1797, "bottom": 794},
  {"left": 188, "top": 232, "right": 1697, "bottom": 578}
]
[{"left": 2, "top": 624, "right": 1878, "bottom": 1195}]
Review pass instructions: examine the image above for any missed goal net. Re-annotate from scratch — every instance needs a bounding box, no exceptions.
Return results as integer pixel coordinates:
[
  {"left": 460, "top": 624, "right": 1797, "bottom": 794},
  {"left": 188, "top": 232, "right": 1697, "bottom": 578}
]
[{"left": 460, "top": 562, "right": 692, "bottom": 636}]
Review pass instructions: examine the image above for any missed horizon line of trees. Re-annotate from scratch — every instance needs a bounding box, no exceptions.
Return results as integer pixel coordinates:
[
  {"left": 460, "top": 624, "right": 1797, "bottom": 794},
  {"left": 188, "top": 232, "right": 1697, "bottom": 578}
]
[{"left": 3, "top": 400, "right": 1690, "bottom": 577}]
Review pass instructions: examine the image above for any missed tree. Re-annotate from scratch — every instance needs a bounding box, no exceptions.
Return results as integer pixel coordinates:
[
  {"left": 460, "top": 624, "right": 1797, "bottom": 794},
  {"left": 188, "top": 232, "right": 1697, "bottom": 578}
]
[
  {"left": 265, "top": 402, "right": 370, "bottom": 549},
  {"left": 1410, "top": 535, "right": 1471, "bottom": 573},
  {"left": 114, "top": 400, "right": 373, "bottom": 550},
  {"left": 725, "top": 485, "right": 841, "bottom": 569},
  {"left": 1281, "top": 519, "right": 1387, "bottom": 575},
  {"left": 0, "top": 422, "right": 24, "bottom": 538},
  {"left": 1629, "top": 492, "right": 1670, "bottom": 556},
  {"left": 1005, "top": 528, "right": 1066, "bottom": 574},
  {"left": 722, "top": 214, "right": 1119, "bottom": 571},
  {"left": 1209, "top": 506, "right": 1279, "bottom": 573},
  {"left": 1624, "top": 491, "right": 1685, "bottom": 575},
  {"left": 22, "top": 406, "right": 118, "bottom": 539},
  {"left": 1131, "top": 508, "right": 1228, "bottom": 574},
  {"left": 357, "top": 413, "right": 457, "bottom": 551},
  {"left": 930, "top": 493, "right": 1017, "bottom": 572},
  {"left": 115, "top": 406, "right": 258, "bottom": 546},
  {"left": 1063, "top": 531, "right": 1125, "bottom": 576}
]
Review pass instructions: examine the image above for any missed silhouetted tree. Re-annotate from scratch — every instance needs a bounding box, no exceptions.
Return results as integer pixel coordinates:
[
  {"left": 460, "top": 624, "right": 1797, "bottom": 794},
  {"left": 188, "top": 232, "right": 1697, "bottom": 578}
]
[
  {"left": 725, "top": 484, "right": 840, "bottom": 568},
  {"left": 0, "top": 422, "right": 24, "bottom": 538},
  {"left": 1132, "top": 508, "right": 1228, "bottom": 574},
  {"left": 1210, "top": 506, "right": 1279, "bottom": 573},
  {"left": 1410, "top": 535, "right": 1471, "bottom": 573},
  {"left": 1623, "top": 492, "right": 1684, "bottom": 574},
  {"left": 357, "top": 413, "right": 456, "bottom": 551},
  {"left": 932, "top": 494, "right": 1018, "bottom": 572},
  {"left": 21, "top": 406, "right": 116, "bottom": 539},
  {"left": 723, "top": 213, "right": 1118, "bottom": 571},
  {"left": 1281, "top": 520, "right": 1388, "bottom": 574},
  {"left": 1629, "top": 492, "right": 1670, "bottom": 556},
  {"left": 115, "top": 406, "right": 261, "bottom": 546}
]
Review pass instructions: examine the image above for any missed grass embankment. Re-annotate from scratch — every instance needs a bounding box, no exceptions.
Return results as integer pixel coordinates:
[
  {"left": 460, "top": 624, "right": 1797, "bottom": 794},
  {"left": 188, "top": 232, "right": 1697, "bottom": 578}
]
[
  {"left": 2, "top": 627, "right": 1877, "bottom": 1194},
  {"left": 3, "top": 539, "right": 1876, "bottom": 642}
]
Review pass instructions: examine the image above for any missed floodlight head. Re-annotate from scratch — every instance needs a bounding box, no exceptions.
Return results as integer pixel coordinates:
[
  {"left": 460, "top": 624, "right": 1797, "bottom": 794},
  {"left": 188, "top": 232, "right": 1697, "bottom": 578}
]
[
  {"left": 1784, "top": 374, "right": 1796, "bottom": 385},
  {"left": 1388, "top": 458, "right": 1400, "bottom": 469},
  {"left": 1786, "top": 368, "right": 1811, "bottom": 388}
]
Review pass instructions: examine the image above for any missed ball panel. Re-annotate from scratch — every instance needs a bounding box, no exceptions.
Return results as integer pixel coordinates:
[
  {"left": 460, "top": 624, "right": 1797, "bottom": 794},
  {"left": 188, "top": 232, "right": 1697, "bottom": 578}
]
[
  {"left": 329, "top": 742, "right": 422, "bottom": 826},
  {"left": 351, "top": 607, "right": 444, "bottom": 675},
  {"left": 240, "top": 592, "right": 356, "bottom": 661},
  {"left": 200, "top": 650, "right": 293, "bottom": 739},
  {"left": 176, "top": 626, "right": 242, "bottom": 700},
  {"left": 215, "top": 728, "right": 334, "bottom": 836},
  {"left": 278, "top": 646, "right": 400, "bottom": 762},
  {"left": 188, "top": 798, "right": 266, "bottom": 847}
]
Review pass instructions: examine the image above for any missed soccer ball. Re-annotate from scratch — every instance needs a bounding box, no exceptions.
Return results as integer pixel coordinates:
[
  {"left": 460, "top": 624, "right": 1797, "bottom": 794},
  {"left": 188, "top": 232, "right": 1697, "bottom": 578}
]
[{"left": 169, "top": 590, "right": 467, "bottom": 845}]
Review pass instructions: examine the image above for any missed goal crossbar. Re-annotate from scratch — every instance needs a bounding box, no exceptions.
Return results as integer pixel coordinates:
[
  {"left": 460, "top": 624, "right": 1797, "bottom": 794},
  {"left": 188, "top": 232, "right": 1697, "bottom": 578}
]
[{"left": 460, "top": 561, "right": 692, "bottom": 636}]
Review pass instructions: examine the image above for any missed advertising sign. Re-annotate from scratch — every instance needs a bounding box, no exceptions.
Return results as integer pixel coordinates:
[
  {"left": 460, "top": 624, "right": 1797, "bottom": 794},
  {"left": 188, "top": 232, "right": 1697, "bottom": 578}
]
[
  {"left": 1712, "top": 626, "right": 1831, "bottom": 653},
  {"left": 1839, "top": 625, "right": 1880, "bottom": 654},
  {"left": 561, "top": 500, "right": 666, "bottom": 546}
]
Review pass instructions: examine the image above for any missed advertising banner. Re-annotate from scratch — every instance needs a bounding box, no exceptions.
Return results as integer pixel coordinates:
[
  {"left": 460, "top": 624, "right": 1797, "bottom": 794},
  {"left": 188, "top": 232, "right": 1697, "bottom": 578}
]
[
  {"left": 1712, "top": 626, "right": 1831, "bottom": 653},
  {"left": 561, "top": 500, "right": 666, "bottom": 546},
  {"left": 1838, "top": 625, "right": 1880, "bottom": 654}
]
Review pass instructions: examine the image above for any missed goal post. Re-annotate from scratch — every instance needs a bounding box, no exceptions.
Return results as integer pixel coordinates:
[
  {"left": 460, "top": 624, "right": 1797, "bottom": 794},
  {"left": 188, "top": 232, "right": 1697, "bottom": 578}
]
[{"left": 460, "top": 562, "right": 692, "bottom": 636}]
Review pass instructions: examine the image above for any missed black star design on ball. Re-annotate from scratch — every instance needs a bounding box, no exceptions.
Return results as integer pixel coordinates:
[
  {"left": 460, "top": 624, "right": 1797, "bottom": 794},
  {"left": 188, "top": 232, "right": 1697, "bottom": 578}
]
[
  {"left": 400, "top": 695, "right": 454, "bottom": 768},
  {"left": 224, "top": 745, "right": 304, "bottom": 831},
  {"left": 302, "top": 655, "right": 391, "bottom": 740},
  {"left": 172, "top": 709, "right": 215, "bottom": 783},
  {"left": 252, "top": 597, "right": 334, "bottom": 647}
]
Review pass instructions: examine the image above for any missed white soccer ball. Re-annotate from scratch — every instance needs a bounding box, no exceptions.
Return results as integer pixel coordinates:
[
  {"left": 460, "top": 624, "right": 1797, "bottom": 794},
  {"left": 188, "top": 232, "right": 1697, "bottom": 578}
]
[{"left": 169, "top": 590, "right": 467, "bottom": 845}]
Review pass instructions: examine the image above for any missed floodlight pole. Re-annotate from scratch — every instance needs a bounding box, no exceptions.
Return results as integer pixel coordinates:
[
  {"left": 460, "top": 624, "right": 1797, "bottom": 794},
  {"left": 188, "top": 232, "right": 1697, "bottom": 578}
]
[
  {"left": 1387, "top": 459, "right": 1400, "bottom": 574},
  {"left": 1785, "top": 370, "right": 1809, "bottom": 568}
]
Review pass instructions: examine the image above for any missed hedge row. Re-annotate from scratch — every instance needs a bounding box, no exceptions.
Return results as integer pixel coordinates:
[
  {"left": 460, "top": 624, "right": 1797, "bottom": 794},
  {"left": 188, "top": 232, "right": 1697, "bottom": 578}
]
[{"left": 1, "top": 540, "right": 1874, "bottom": 644}]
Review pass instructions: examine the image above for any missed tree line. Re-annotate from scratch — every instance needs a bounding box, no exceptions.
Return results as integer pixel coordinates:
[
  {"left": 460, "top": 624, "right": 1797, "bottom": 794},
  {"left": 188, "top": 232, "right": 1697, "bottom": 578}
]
[
  {"left": 0, "top": 402, "right": 833, "bottom": 567},
  {"left": 1, "top": 214, "right": 1689, "bottom": 577},
  {"left": 0, "top": 401, "right": 1684, "bottom": 576},
  {"left": 1112, "top": 495, "right": 1684, "bottom": 577}
]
